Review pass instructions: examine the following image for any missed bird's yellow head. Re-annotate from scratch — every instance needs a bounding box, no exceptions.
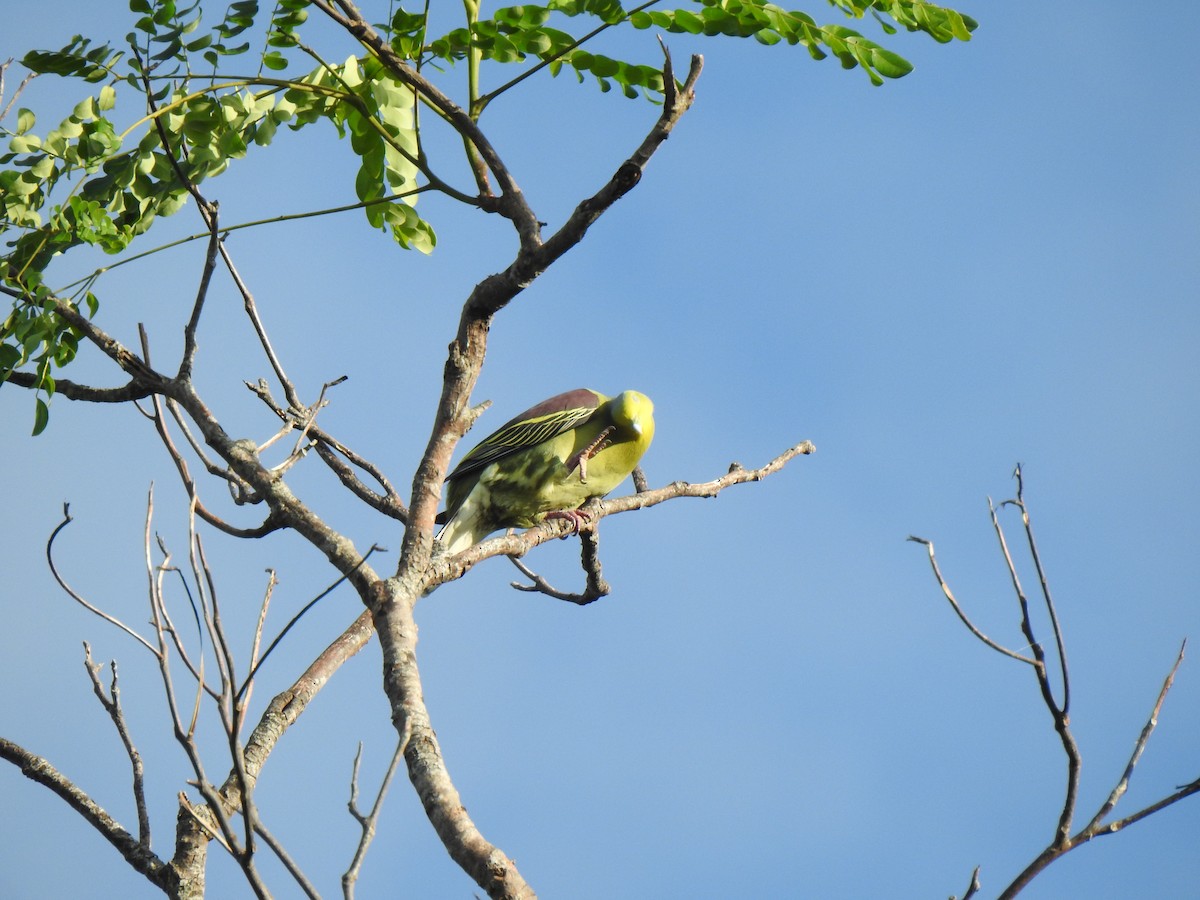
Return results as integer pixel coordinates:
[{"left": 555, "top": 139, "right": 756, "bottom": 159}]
[{"left": 611, "top": 390, "right": 655, "bottom": 443}]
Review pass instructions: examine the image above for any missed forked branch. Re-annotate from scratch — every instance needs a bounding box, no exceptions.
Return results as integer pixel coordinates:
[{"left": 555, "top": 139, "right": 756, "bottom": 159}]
[{"left": 913, "top": 471, "right": 1198, "bottom": 897}]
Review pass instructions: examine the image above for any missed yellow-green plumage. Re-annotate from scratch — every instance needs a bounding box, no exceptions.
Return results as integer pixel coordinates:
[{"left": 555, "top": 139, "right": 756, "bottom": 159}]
[{"left": 436, "top": 388, "right": 655, "bottom": 554}]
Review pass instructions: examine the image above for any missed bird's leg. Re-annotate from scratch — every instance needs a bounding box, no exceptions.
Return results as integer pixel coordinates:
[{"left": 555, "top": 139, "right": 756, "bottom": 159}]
[
  {"left": 566, "top": 426, "right": 615, "bottom": 484},
  {"left": 545, "top": 507, "right": 591, "bottom": 537}
]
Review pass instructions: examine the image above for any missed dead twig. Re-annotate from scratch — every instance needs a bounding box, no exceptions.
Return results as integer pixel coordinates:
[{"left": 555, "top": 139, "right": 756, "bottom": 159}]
[
  {"left": 510, "top": 526, "right": 610, "bottom": 605},
  {"left": 46, "top": 504, "right": 158, "bottom": 656},
  {"left": 915, "top": 472, "right": 1199, "bottom": 897},
  {"left": 342, "top": 731, "right": 409, "bottom": 899},
  {"left": 82, "top": 644, "right": 151, "bottom": 848}
]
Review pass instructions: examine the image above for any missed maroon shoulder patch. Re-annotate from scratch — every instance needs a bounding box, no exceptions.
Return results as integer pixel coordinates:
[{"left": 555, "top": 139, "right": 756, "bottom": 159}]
[{"left": 506, "top": 388, "right": 601, "bottom": 425}]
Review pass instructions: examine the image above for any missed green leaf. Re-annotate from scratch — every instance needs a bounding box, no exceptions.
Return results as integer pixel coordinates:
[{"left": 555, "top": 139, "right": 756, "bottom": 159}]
[
  {"left": 869, "top": 46, "right": 913, "bottom": 79},
  {"left": 32, "top": 398, "right": 49, "bottom": 436},
  {"left": 9, "top": 133, "right": 43, "bottom": 153},
  {"left": 16, "top": 108, "right": 36, "bottom": 135}
]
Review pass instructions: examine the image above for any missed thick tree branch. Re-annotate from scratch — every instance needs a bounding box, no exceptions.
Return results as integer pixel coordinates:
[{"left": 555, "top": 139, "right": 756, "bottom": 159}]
[
  {"left": 371, "top": 579, "right": 536, "bottom": 900},
  {"left": 311, "top": 0, "right": 541, "bottom": 246},
  {"left": 0, "top": 736, "right": 175, "bottom": 892},
  {"left": 405, "top": 46, "right": 706, "bottom": 578},
  {"left": 3, "top": 369, "right": 155, "bottom": 402},
  {"left": 170, "top": 608, "right": 377, "bottom": 890}
]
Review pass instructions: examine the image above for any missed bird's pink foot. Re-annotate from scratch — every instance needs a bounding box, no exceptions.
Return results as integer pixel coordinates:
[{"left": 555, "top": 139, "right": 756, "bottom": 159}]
[
  {"left": 545, "top": 508, "right": 591, "bottom": 537},
  {"left": 566, "top": 426, "right": 615, "bottom": 484}
]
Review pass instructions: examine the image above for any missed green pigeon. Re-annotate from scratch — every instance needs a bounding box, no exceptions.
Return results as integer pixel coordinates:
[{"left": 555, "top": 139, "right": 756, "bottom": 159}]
[{"left": 436, "top": 388, "right": 655, "bottom": 554}]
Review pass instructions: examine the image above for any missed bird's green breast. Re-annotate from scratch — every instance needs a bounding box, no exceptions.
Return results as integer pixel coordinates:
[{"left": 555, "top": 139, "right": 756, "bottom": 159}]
[{"left": 471, "top": 418, "right": 650, "bottom": 529}]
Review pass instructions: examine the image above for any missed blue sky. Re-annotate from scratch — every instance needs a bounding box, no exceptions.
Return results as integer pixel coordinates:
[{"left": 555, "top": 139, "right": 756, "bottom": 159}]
[{"left": 2, "top": 2, "right": 1199, "bottom": 898}]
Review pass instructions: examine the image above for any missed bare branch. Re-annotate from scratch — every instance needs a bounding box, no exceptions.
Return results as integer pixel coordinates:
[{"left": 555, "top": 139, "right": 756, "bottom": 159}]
[
  {"left": 0, "top": 737, "right": 173, "bottom": 891},
  {"left": 1084, "top": 639, "right": 1188, "bottom": 834},
  {"left": 906, "top": 535, "right": 1036, "bottom": 665},
  {"left": 1009, "top": 464, "right": 1071, "bottom": 713},
  {"left": 437, "top": 442, "right": 816, "bottom": 585},
  {"left": 178, "top": 195, "right": 223, "bottom": 381},
  {"left": 243, "top": 374, "right": 408, "bottom": 520},
  {"left": 240, "top": 569, "right": 278, "bottom": 721},
  {"left": 146, "top": 497, "right": 219, "bottom": 702},
  {"left": 173, "top": 609, "right": 378, "bottom": 877},
  {"left": 955, "top": 866, "right": 981, "bottom": 900},
  {"left": 46, "top": 504, "right": 159, "bottom": 656},
  {"left": 3, "top": 369, "right": 156, "bottom": 402},
  {"left": 236, "top": 545, "right": 386, "bottom": 704},
  {"left": 343, "top": 733, "right": 409, "bottom": 899},
  {"left": 244, "top": 377, "right": 408, "bottom": 519},
  {"left": 83, "top": 644, "right": 152, "bottom": 848},
  {"left": 1095, "top": 777, "right": 1200, "bottom": 836},
  {"left": 509, "top": 527, "right": 611, "bottom": 605},
  {"left": 0, "top": 58, "right": 37, "bottom": 123},
  {"left": 254, "top": 818, "right": 321, "bottom": 900},
  {"left": 987, "top": 495, "right": 1081, "bottom": 848},
  {"left": 923, "top": 475, "right": 1200, "bottom": 899}
]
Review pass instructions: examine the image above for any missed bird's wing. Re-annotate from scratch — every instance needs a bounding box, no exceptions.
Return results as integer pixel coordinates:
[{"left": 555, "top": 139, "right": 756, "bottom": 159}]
[{"left": 446, "top": 388, "right": 604, "bottom": 483}]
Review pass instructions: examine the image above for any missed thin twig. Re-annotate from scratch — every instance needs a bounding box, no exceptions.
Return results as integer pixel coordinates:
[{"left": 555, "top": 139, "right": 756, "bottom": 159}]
[
  {"left": 148, "top": 510, "right": 219, "bottom": 702},
  {"left": 1010, "top": 464, "right": 1071, "bottom": 714},
  {"left": 906, "top": 536, "right": 1036, "bottom": 665},
  {"left": 46, "top": 504, "right": 159, "bottom": 656},
  {"left": 988, "top": 495, "right": 1080, "bottom": 848},
  {"left": 82, "top": 644, "right": 152, "bottom": 848},
  {"left": 244, "top": 377, "right": 407, "bottom": 519},
  {"left": 241, "top": 569, "right": 278, "bottom": 721},
  {"left": 178, "top": 195, "right": 223, "bottom": 381},
  {"left": 343, "top": 731, "right": 409, "bottom": 899},
  {"left": 0, "top": 58, "right": 38, "bottom": 123},
  {"left": 509, "top": 526, "right": 610, "bottom": 604},
  {"left": 193, "top": 527, "right": 261, "bottom": 863},
  {"left": 1084, "top": 639, "right": 1188, "bottom": 833},
  {"left": 956, "top": 866, "right": 981, "bottom": 900},
  {"left": 254, "top": 817, "right": 321, "bottom": 900},
  {"left": 236, "top": 544, "right": 386, "bottom": 703}
]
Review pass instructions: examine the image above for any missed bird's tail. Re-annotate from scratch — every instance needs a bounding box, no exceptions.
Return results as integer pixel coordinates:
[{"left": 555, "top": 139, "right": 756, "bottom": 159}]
[{"left": 435, "top": 511, "right": 487, "bottom": 556}]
